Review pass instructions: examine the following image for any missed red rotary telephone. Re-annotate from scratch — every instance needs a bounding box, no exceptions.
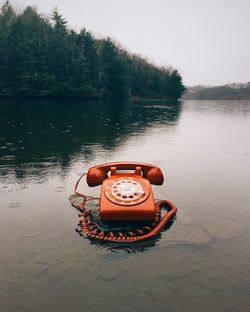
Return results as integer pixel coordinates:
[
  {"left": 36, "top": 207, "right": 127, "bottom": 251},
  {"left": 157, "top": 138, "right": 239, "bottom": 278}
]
[
  {"left": 86, "top": 162, "right": 164, "bottom": 221},
  {"left": 74, "top": 162, "right": 177, "bottom": 243}
]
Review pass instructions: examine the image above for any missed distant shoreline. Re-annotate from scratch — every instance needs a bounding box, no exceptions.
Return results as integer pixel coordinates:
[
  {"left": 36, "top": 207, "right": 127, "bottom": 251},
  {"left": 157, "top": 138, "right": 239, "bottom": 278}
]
[{"left": 182, "top": 82, "right": 250, "bottom": 100}]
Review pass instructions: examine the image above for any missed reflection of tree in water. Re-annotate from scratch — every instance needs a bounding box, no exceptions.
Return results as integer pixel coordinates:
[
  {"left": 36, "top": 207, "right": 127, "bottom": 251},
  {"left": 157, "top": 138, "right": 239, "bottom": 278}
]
[{"left": 0, "top": 99, "right": 182, "bottom": 180}]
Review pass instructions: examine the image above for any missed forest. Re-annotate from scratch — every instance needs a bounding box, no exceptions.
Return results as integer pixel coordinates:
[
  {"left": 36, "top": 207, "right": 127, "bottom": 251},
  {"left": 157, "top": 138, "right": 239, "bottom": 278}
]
[{"left": 0, "top": 1, "right": 185, "bottom": 99}]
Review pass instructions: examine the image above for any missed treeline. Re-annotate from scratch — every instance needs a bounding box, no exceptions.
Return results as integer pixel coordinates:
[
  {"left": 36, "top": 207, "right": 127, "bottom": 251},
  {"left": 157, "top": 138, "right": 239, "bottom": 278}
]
[
  {"left": 0, "top": 1, "right": 185, "bottom": 99},
  {"left": 182, "top": 83, "right": 250, "bottom": 100}
]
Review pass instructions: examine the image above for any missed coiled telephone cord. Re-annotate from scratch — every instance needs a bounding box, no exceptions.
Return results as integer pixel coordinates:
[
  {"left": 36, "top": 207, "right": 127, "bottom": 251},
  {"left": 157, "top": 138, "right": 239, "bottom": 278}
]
[{"left": 72, "top": 173, "right": 177, "bottom": 243}]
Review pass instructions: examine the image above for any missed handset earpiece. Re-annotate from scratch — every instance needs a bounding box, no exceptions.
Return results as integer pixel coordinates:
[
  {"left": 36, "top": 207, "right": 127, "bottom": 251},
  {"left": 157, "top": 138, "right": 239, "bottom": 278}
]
[
  {"left": 87, "top": 167, "right": 108, "bottom": 187},
  {"left": 143, "top": 167, "right": 164, "bottom": 185}
]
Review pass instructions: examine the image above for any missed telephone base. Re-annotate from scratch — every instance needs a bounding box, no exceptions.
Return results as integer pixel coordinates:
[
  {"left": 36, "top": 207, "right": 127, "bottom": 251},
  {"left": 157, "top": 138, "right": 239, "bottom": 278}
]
[{"left": 100, "top": 174, "right": 156, "bottom": 221}]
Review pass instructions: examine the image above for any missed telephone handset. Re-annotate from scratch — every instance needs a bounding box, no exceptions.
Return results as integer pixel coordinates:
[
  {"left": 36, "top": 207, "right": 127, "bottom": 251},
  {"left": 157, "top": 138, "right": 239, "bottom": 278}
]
[
  {"left": 86, "top": 162, "right": 164, "bottom": 221},
  {"left": 87, "top": 162, "right": 164, "bottom": 186}
]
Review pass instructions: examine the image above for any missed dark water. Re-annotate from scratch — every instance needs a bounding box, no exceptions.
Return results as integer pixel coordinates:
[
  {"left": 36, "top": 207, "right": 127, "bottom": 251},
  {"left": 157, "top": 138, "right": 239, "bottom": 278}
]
[{"left": 1, "top": 99, "right": 250, "bottom": 312}]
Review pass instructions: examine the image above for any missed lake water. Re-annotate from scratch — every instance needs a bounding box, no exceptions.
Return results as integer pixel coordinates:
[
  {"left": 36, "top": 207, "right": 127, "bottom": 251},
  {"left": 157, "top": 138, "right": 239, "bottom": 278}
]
[{"left": 1, "top": 99, "right": 250, "bottom": 312}]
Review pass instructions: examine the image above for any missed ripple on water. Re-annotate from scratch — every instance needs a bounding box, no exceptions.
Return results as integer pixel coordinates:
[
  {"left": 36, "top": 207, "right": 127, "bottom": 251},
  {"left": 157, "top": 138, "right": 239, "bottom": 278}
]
[
  {"left": 54, "top": 186, "right": 66, "bottom": 193},
  {"left": 92, "top": 238, "right": 159, "bottom": 254},
  {"left": 9, "top": 202, "right": 20, "bottom": 208},
  {"left": 1, "top": 185, "right": 14, "bottom": 194},
  {"left": 1, "top": 155, "right": 15, "bottom": 160},
  {"left": 99, "top": 266, "right": 120, "bottom": 281}
]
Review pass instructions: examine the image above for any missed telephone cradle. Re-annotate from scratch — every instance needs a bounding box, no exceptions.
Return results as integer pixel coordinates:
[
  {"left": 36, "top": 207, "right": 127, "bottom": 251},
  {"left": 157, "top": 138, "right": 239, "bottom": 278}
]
[{"left": 71, "top": 162, "right": 177, "bottom": 243}]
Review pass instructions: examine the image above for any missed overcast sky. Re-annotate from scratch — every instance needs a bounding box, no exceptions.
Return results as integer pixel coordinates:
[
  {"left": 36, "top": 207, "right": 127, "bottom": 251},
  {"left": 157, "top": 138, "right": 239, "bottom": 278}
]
[{"left": 10, "top": 0, "right": 250, "bottom": 86}]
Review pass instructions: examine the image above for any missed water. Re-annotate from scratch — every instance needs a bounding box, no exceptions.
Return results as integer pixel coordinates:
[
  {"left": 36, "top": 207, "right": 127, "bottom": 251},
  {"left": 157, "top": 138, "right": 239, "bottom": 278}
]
[{"left": 1, "top": 99, "right": 250, "bottom": 312}]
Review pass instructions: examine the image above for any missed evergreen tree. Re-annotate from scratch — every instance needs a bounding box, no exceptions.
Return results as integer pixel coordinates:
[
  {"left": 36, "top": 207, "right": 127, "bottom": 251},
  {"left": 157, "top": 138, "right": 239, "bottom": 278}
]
[
  {"left": 98, "top": 38, "right": 129, "bottom": 98},
  {"left": 51, "top": 8, "right": 67, "bottom": 33},
  {"left": 0, "top": 0, "right": 15, "bottom": 27},
  {"left": 163, "top": 68, "right": 186, "bottom": 99},
  {"left": 0, "top": 0, "right": 16, "bottom": 95},
  {"left": 77, "top": 29, "right": 99, "bottom": 97}
]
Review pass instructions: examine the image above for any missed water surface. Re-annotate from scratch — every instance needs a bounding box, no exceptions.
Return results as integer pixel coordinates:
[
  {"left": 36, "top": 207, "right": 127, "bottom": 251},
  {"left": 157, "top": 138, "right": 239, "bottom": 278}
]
[{"left": 1, "top": 99, "right": 250, "bottom": 312}]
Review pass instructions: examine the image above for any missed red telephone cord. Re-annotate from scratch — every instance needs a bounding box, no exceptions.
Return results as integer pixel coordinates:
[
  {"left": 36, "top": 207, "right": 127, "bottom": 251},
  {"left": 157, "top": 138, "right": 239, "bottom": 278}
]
[{"left": 73, "top": 173, "right": 177, "bottom": 243}]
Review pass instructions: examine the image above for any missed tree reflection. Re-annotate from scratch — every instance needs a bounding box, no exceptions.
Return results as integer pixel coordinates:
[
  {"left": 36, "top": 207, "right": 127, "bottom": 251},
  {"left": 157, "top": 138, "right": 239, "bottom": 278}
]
[{"left": 0, "top": 99, "right": 182, "bottom": 180}]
